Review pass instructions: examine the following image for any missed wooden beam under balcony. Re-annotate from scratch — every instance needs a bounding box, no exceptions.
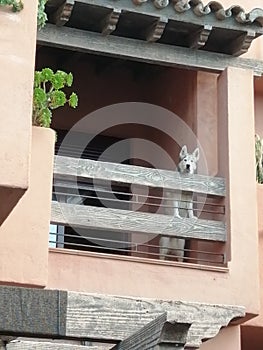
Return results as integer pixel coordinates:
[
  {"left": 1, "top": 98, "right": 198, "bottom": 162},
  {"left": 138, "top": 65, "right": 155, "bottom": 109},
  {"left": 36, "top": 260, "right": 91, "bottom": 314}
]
[
  {"left": 0, "top": 286, "right": 245, "bottom": 349},
  {"left": 51, "top": 201, "right": 226, "bottom": 241},
  {"left": 53, "top": 156, "right": 226, "bottom": 197},
  {"left": 3, "top": 344, "right": 109, "bottom": 350},
  {"left": 110, "top": 313, "right": 190, "bottom": 350},
  {"left": 37, "top": 24, "right": 263, "bottom": 76}
]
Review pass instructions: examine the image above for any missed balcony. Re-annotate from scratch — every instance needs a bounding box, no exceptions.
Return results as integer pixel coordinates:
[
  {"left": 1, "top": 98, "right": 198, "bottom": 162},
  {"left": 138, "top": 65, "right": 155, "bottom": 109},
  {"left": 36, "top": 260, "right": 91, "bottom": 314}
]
[{"left": 50, "top": 154, "right": 226, "bottom": 267}]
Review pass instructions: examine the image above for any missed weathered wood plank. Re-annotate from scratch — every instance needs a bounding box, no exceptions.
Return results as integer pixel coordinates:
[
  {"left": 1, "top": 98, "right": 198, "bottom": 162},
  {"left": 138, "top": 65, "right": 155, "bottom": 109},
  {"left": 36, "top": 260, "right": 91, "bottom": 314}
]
[
  {"left": 0, "top": 287, "right": 67, "bottom": 338},
  {"left": 111, "top": 313, "right": 168, "bottom": 350},
  {"left": 54, "top": 155, "right": 226, "bottom": 197},
  {"left": 0, "top": 286, "right": 245, "bottom": 349},
  {"left": 51, "top": 201, "right": 226, "bottom": 242},
  {"left": 7, "top": 342, "right": 111, "bottom": 350},
  {"left": 111, "top": 313, "right": 190, "bottom": 350},
  {"left": 66, "top": 292, "right": 245, "bottom": 348},
  {"left": 37, "top": 24, "right": 263, "bottom": 76}
]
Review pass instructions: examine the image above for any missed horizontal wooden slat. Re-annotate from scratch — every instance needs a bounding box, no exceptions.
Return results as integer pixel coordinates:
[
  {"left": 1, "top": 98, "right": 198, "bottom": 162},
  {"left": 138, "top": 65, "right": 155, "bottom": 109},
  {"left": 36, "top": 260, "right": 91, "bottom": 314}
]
[
  {"left": 51, "top": 201, "right": 226, "bottom": 242},
  {"left": 54, "top": 155, "right": 226, "bottom": 197},
  {"left": 37, "top": 24, "right": 263, "bottom": 76},
  {"left": 7, "top": 342, "right": 110, "bottom": 350}
]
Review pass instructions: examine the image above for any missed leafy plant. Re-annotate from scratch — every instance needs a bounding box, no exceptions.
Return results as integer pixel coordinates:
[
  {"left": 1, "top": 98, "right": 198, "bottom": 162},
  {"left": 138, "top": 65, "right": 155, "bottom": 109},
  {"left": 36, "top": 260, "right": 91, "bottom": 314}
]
[
  {"left": 38, "top": 0, "right": 47, "bottom": 29},
  {"left": 33, "top": 68, "right": 78, "bottom": 128},
  {"left": 0, "top": 0, "right": 23, "bottom": 12},
  {"left": 255, "top": 134, "right": 263, "bottom": 184}
]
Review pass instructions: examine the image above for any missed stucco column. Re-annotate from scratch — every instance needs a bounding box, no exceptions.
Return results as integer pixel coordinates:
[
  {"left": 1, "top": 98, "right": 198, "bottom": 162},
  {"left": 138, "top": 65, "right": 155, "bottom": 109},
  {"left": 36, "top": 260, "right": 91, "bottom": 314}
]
[
  {"left": 217, "top": 67, "right": 260, "bottom": 313},
  {"left": 0, "top": 1, "right": 38, "bottom": 224},
  {"left": 0, "top": 127, "right": 55, "bottom": 287}
]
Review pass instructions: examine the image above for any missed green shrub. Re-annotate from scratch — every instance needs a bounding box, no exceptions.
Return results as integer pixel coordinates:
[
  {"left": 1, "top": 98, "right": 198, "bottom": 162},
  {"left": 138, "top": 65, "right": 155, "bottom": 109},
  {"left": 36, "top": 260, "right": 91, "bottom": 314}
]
[
  {"left": 33, "top": 68, "right": 78, "bottom": 128},
  {"left": 0, "top": 0, "right": 23, "bottom": 12}
]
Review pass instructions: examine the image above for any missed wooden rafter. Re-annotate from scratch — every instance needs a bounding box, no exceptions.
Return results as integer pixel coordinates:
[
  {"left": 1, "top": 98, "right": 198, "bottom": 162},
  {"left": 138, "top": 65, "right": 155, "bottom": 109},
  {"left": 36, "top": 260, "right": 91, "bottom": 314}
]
[
  {"left": 188, "top": 24, "right": 212, "bottom": 49},
  {"left": 49, "top": 0, "right": 75, "bottom": 26},
  {"left": 37, "top": 24, "right": 263, "bottom": 76},
  {"left": 145, "top": 17, "right": 168, "bottom": 42},
  {"left": 101, "top": 9, "right": 121, "bottom": 36}
]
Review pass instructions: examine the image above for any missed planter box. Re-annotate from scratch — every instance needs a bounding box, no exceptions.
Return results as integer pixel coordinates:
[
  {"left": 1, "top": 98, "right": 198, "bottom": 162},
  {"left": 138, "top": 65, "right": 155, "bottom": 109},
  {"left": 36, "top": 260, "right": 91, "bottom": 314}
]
[
  {"left": 0, "top": 1, "right": 38, "bottom": 224},
  {"left": 0, "top": 127, "right": 55, "bottom": 287}
]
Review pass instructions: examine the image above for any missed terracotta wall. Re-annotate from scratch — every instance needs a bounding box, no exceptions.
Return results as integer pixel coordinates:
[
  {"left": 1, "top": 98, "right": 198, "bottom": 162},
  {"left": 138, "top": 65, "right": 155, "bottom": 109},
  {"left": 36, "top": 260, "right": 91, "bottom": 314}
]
[
  {"left": 0, "top": 1, "right": 37, "bottom": 223},
  {"left": 242, "top": 91, "right": 263, "bottom": 332},
  {"left": 0, "top": 127, "right": 55, "bottom": 287}
]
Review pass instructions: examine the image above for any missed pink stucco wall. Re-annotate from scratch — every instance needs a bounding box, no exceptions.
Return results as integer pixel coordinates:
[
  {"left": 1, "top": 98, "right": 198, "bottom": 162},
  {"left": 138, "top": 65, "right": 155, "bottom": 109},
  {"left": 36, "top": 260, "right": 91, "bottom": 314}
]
[
  {"left": 0, "top": 1, "right": 38, "bottom": 223},
  {"left": 200, "top": 326, "right": 240, "bottom": 350},
  {"left": 0, "top": 127, "right": 55, "bottom": 287}
]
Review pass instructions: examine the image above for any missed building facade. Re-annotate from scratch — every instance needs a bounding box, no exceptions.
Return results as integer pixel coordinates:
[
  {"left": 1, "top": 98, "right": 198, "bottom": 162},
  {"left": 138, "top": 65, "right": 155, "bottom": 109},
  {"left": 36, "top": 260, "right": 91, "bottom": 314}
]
[{"left": 0, "top": 0, "right": 263, "bottom": 349}]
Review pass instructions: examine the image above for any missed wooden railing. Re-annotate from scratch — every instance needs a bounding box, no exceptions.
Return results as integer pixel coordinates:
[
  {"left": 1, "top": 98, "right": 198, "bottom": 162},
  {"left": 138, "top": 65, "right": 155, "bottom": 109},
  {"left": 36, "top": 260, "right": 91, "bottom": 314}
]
[{"left": 51, "top": 156, "right": 226, "bottom": 249}]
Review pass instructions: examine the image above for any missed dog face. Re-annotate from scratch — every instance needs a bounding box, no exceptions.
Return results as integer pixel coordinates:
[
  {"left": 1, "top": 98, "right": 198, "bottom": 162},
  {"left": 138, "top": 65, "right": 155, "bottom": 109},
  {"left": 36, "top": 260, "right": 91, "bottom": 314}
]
[{"left": 178, "top": 145, "right": 199, "bottom": 174}]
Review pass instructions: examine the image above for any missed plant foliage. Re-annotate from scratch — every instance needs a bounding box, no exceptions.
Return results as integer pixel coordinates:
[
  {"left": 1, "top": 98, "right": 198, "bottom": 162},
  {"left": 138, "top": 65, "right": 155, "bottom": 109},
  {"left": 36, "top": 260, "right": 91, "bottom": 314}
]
[
  {"left": 33, "top": 68, "right": 78, "bottom": 128},
  {"left": 0, "top": 0, "right": 23, "bottom": 12},
  {"left": 255, "top": 134, "right": 263, "bottom": 184},
  {"left": 38, "top": 0, "right": 47, "bottom": 29}
]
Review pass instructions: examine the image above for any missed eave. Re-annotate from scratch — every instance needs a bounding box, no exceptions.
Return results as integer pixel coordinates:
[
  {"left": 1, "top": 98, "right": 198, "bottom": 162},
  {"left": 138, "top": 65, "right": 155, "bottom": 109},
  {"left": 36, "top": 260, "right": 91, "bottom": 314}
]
[{"left": 38, "top": 1, "right": 263, "bottom": 75}]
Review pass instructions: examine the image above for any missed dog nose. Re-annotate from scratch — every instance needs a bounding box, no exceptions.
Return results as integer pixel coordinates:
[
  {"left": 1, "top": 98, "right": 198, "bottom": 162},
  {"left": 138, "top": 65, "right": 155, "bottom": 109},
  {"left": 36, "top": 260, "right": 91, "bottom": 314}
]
[{"left": 186, "top": 164, "right": 190, "bottom": 169}]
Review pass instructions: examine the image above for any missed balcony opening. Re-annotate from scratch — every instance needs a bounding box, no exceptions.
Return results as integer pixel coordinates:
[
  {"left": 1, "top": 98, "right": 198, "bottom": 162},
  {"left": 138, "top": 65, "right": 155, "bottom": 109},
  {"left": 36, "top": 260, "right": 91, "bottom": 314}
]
[{"left": 36, "top": 46, "right": 227, "bottom": 268}]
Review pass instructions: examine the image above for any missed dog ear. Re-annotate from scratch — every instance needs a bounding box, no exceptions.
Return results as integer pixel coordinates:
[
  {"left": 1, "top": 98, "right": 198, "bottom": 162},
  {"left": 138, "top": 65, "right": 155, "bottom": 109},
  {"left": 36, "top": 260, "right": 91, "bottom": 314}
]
[
  {"left": 193, "top": 148, "right": 200, "bottom": 161},
  {"left": 179, "top": 145, "right": 187, "bottom": 159}
]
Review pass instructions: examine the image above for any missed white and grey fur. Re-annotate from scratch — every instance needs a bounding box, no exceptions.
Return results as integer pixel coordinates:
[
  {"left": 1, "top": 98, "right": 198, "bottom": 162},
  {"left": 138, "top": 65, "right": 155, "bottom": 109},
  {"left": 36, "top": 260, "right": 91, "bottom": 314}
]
[{"left": 160, "top": 145, "right": 200, "bottom": 261}]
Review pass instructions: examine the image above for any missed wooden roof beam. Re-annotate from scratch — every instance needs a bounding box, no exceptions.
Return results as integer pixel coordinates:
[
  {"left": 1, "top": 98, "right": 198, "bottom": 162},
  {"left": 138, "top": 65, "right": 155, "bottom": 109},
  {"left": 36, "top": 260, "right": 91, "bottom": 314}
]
[
  {"left": 227, "top": 30, "right": 256, "bottom": 56},
  {"left": 49, "top": 0, "right": 75, "bottom": 27},
  {"left": 101, "top": 9, "right": 121, "bottom": 36},
  {"left": 37, "top": 24, "right": 263, "bottom": 76},
  {"left": 189, "top": 24, "right": 212, "bottom": 49},
  {"left": 145, "top": 17, "right": 168, "bottom": 42}
]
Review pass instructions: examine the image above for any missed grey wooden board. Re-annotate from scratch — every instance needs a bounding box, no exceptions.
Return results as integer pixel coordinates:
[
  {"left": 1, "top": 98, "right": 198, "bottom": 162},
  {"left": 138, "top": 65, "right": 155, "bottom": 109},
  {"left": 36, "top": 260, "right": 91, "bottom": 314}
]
[
  {"left": 7, "top": 342, "right": 111, "bottom": 350},
  {"left": 0, "top": 286, "right": 245, "bottom": 349},
  {"left": 54, "top": 155, "right": 226, "bottom": 197},
  {"left": 51, "top": 201, "right": 226, "bottom": 242},
  {"left": 111, "top": 313, "right": 190, "bottom": 350},
  {"left": 111, "top": 313, "right": 168, "bottom": 350},
  {"left": 37, "top": 24, "right": 263, "bottom": 76},
  {"left": 0, "top": 287, "right": 67, "bottom": 338},
  {"left": 66, "top": 292, "right": 245, "bottom": 348}
]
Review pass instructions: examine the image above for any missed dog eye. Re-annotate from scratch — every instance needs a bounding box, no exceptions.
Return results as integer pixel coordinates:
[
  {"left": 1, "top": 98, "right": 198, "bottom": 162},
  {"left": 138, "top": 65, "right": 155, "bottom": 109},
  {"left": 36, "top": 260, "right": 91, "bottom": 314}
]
[{"left": 184, "top": 159, "right": 187, "bottom": 162}]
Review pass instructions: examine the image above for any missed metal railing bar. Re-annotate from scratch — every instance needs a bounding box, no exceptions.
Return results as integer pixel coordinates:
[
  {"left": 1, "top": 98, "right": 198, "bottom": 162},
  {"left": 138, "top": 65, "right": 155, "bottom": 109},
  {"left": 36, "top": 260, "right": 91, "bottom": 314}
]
[
  {"left": 49, "top": 239, "right": 224, "bottom": 264},
  {"left": 53, "top": 183, "right": 225, "bottom": 207},
  {"left": 52, "top": 192, "right": 225, "bottom": 215},
  {"left": 51, "top": 232, "right": 225, "bottom": 258}
]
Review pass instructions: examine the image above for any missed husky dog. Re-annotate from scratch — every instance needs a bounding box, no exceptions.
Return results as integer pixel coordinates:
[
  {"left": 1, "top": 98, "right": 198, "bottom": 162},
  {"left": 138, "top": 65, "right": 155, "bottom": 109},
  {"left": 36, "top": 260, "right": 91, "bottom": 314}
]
[{"left": 160, "top": 145, "right": 200, "bottom": 261}]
